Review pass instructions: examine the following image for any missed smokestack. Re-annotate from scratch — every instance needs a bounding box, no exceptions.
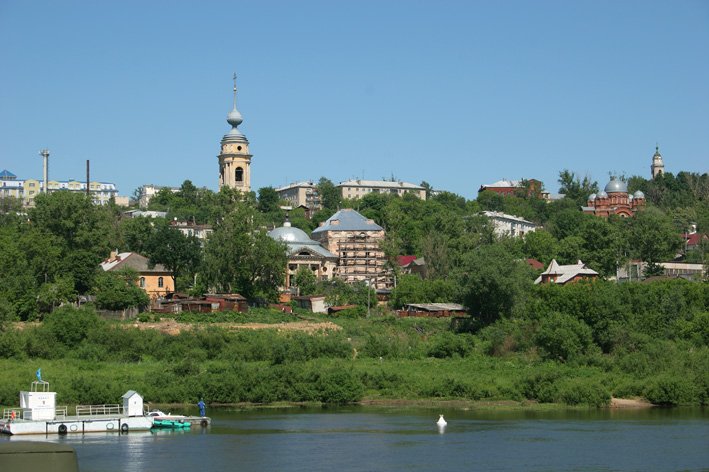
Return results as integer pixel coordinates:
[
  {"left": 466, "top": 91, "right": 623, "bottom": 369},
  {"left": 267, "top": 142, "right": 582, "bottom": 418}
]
[
  {"left": 86, "top": 160, "right": 90, "bottom": 197},
  {"left": 39, "top": 149, "right": 50, "bottom": 193}
]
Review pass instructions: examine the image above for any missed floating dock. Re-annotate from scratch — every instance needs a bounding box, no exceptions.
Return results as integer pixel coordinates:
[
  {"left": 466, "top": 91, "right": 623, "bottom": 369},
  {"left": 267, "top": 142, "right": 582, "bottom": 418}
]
[{"left": 1, "top": 381, "right": 153, "bottom": 436}]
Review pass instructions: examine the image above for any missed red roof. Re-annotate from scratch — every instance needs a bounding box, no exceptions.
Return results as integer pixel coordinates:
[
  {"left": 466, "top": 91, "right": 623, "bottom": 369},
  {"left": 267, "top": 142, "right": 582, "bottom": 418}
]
[
  {"left": 397, "top": 255, "right": 417, "bottom": 267},
  {"left": 526, "top": 258, "right": 545, "bottom": 270},
  {"left": 682, "top": 233, "right": 707, "bottom": 247}
]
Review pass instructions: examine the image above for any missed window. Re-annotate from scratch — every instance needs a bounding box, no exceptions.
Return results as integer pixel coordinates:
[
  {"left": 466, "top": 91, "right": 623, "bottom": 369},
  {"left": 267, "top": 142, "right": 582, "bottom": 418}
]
[
  {"left": 139, "top": 277, "right": 145, "bottom": 288},
  {"left": 235, "top": 167, "right": 244, "bottom": 182},
  {"left": 158, "top": 277, "right": 164, "bottom": 288}
]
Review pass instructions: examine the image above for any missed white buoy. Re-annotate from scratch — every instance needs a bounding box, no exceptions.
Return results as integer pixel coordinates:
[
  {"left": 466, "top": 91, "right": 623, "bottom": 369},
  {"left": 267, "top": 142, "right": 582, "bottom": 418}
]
[{"left": 437, "top": 414, "right": 447, "bottom": 426}]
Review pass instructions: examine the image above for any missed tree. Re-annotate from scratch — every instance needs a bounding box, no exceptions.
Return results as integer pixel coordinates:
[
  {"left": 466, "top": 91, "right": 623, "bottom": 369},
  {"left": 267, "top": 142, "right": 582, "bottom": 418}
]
[
  {"left": 522, "top": 230, "right": 558, "bottom": 265},
  {"left": 257, "top": 186, "right": 282, "bottom": 214},
  {"left": 92, "top": 269, "right": 149, "bottom": 311},
  {"left": 558, "top": 170, "right": 598, "bottom": 206},
  {"left": 628, "top": 208, "right": 683, "bottom": 275},
  {"left": 457, "top": 244, "right": 534, "bottom": 325},
  {"left": 292, "top": 267, "right": 318, "bottom": 296},
  {"left": 144, "top": 220, "right": 202, "bottom": 291},
  {"left": 317, "top": 177, "right": 341, "bottom": 211},
  {"left": 420, "top": 181, "right": 433, "bottom": 199},
  {"left": 202, "top": 204, "right": 286, "bottom": 301}
]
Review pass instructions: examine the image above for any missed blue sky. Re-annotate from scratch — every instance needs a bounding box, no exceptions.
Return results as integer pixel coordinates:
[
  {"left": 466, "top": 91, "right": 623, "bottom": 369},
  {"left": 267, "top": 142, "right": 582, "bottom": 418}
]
[{"left": 1, "top": 0, "right": 707, "bottom": 199}]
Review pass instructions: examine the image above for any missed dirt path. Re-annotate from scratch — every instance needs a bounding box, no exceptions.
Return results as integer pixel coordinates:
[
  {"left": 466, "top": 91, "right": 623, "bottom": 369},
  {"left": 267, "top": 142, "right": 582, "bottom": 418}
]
[{"left": 130, "top": 319, "right": 342, "bottom": 335}]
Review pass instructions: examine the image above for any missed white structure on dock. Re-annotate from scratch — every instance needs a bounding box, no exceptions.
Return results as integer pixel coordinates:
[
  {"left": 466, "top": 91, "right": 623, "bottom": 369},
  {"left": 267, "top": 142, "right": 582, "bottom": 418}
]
[{"left": 1, "top": 380, "right": 153, "bottom": 435}]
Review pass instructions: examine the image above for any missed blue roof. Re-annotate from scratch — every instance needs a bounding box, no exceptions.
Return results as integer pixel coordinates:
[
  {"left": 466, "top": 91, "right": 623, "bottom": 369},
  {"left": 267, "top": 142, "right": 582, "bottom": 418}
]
[
  {"left": 312, "top": 209, "right": 383, "bottom": 234},
  {"left": 0, "top": 169, "right": 16, "bottom": 180}
]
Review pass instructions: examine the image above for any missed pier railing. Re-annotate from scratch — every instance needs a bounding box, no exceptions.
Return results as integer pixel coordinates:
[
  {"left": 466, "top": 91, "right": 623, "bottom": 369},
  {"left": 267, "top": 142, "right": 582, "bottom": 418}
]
[
  {"left": 2, "top": 406, "right": 66, "bottom": 420},
  {"left": 76, "top": 404, "right": 123, "bottom": 417}
]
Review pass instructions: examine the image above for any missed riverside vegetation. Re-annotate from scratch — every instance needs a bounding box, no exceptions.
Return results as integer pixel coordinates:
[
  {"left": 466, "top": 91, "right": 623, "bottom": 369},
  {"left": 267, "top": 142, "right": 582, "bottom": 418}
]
[
  {"left": 0, "top": 276, "right": 706, "bottom": 408},
  {"left": 0, "top": 170, "right": 707, "bottom": 408}
]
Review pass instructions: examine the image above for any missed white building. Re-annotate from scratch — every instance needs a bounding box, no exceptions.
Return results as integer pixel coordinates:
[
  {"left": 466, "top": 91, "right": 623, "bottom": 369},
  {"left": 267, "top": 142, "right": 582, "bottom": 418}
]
[
  {"left": 338, "top": 179, "right": 426, "bottom": 200},
  {"left": 136, "top": 184, "right": 179, "bottom": 209},
  {"left": 482, "top": 211, "right": 538, "bottom": 237}
]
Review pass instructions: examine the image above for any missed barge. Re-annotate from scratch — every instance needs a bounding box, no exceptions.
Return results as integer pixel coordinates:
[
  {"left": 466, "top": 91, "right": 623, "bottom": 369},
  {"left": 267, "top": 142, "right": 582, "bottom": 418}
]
[{"left": 1, "top": 380, "right": 153, "bottom": 436}]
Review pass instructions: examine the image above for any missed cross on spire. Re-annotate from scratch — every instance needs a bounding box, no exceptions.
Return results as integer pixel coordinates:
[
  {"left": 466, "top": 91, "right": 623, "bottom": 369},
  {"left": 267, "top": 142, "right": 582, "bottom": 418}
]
[{"left": 232, "top": 73, "right": 237, "bottom": 109}]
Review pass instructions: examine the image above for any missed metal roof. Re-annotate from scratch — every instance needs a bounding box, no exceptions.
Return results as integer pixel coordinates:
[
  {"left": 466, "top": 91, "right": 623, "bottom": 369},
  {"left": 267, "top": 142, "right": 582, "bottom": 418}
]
[{"left": 312, "top": 208, "right": 383, "bottom": 234}]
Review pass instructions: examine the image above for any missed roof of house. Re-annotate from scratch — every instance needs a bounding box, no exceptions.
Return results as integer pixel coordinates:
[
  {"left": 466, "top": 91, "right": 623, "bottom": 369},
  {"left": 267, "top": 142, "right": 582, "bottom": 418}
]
[
  {"left": 0, "top": 169, "right": 17, "bottom": 180},
  {"left": 397, "top": 255, "right": 417, "bottom": 266},
  {"left": 526, "top": 258, "right": 545, "bottom": 270},
  {"left": 338, "top": 179, "right": 424, "bottom": 190},
  {"left": 312, "top": 208, "right": 383, "bottom": 234},
  {"left": 404, "top": 303, "right": 466, "bottom": 312},
  {"left": 480, "top": 179, "right": 521, "bottom": 189},
  {"left": 100, "top": 252, "right": 170, "bottom": 274},
  {"left": 534, "top": 259, "right": 599, "bottom": 284},
  {"left": 482, "top": 211, "right": 536, "bottom": 226}
]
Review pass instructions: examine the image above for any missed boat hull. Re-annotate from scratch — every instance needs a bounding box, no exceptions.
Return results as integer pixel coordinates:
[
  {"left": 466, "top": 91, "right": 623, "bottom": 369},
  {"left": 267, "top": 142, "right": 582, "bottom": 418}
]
[{"left": 0, "top": 416, "right": 153, "bottom": 435}]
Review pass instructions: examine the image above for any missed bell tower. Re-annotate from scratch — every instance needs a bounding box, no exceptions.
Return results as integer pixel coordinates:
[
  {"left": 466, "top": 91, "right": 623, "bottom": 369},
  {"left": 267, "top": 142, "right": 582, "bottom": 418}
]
[
  {"left": 218, "top": 73, "right": 252, "bottom": 192},
  {"left": 651, "top": 145, "right": 665, "bottom": 179}
]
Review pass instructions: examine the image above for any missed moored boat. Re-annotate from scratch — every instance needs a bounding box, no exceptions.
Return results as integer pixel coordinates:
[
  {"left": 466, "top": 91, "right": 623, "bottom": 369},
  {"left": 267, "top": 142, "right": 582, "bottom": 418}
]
[{"left": 0, "top": 378, "right": 153, "bottom": 436}]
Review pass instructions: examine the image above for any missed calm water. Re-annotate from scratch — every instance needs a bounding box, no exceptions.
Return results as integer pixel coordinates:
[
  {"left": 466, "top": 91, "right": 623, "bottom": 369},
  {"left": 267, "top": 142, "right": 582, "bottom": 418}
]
[{"left": 2, "top": 407, "right": 708, "bottom": 471}]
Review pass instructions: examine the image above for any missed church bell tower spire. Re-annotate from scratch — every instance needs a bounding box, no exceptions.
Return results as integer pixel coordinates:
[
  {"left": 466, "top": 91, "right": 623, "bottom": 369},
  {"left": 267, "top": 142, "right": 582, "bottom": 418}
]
[{"left": 218, "top": 73, "right": 252, "bottom": 192}]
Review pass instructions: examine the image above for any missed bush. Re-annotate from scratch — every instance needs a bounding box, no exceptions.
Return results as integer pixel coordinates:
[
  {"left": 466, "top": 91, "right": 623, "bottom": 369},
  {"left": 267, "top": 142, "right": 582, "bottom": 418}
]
[
  {"left": 534, "top": 312, "right": 594, "bottom": 362},
  {"left": 557, "top": 378, "right": 610, "bottom": 406},
  {"left": 644, "top": 375, "right": 696, "bottom": 405},
  {"left": 426, "top": 332, "right": 474, "bottom": 358}
]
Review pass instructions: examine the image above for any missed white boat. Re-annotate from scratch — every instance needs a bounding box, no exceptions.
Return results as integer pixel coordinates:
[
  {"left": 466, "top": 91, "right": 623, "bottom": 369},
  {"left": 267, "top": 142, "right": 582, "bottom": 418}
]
[{"left": 0, "top": 380, "right": 153, "bottom": 436}]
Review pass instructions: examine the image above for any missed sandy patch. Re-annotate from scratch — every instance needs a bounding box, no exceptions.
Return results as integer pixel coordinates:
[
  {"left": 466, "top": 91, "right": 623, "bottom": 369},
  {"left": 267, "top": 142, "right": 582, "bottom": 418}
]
[
  {"left": 130, "top": 319, "right": 341, "bottom": 335},
  {"left": 609, "top": 397, "right": 654, "bottom": 408}
]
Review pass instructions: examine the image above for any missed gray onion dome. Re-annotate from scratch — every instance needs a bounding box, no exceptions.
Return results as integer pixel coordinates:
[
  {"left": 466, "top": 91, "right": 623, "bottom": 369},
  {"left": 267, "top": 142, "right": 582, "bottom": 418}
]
[
  {"left": 604, "top": 179, "right": 628, "bottom": 193},
  {"left": 588, "top": 193, "right": 597, "bottom": 201},
  {"left": 634, "top": 190, "right": 645, "bottom": 199},
  {"left": 597, "top": 191, "right": 608, "bottom": 198}
]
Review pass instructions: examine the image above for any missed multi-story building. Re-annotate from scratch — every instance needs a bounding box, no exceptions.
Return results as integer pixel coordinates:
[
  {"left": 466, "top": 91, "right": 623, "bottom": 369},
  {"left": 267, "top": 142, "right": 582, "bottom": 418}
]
[
  {"left": 1, "top": 169, "right": 120, "bottom": 206},
  {"left": 311, "top": 209, "right": 391, "bottom": 290},
  {"left": 338, "top": 180, "right": 426, "bottom": 200},
  {"left": 482, "top": 211, "right": 538, "bottom": 237},
  {"left": 478, "top": 179, "right": 542, "bottom": 197},
  {"left": 275, "top": 181, "right": 322, "bottom": 211}
]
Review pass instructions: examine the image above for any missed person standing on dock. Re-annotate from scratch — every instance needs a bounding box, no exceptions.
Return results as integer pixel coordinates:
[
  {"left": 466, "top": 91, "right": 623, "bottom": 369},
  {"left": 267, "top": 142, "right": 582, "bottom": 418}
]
[{"left": 197, "top": 398, "right": 206, "bottom": 417}]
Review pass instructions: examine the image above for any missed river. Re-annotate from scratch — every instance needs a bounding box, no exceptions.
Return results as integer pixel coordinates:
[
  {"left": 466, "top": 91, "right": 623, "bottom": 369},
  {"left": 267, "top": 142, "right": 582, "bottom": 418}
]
[{"left": 2, "top": 406, "right": 708, "bottom": 471}]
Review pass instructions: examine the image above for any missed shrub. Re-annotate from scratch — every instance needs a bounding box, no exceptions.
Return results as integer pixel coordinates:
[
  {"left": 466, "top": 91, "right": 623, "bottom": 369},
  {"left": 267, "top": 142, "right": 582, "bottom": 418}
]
[
  {"left": 557, "top": 378, "right": 610, "bottom": 406},
  {"left": 534, "top": 312, "right": 594, "bottom": 362},
  {"left": 644, "top": 375, "right": 696, "bottom": 405},
  {"left": 426, "top": 332, "right": 474, "bottom": 358}
]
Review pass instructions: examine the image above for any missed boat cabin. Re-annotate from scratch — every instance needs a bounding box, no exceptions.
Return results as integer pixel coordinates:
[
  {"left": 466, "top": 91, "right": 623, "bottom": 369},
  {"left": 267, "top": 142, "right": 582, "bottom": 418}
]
[{"left": 121, "top": 391, "right": 144, "bottom": 417}]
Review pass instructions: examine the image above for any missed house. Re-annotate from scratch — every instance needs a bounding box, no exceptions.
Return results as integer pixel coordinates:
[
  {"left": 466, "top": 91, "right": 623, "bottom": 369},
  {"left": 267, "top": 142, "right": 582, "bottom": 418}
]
[
  {"left": 398, "top": 303, "right": 467, "bottom": 318},
  {"left": 398, "top": 256, "right": 427, "bottom": 278},
  {"left": 482, "top": 211, "right": 538, "bottom": 237},
  {"left": 534, "top": 259, "right": 599, "bottom": 285},
  {"left": 100, "top": 252, "right": 174, "bottom": 300}
]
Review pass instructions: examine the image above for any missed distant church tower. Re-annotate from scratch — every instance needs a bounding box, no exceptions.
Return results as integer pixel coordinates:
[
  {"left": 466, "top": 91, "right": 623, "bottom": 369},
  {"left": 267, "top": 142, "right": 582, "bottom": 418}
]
[
  {"left": 218, "top": 74, "right": 252, "bottom": 192},
  {"left": 651, "top": 145, "right": 665, "bottom": 179}
]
